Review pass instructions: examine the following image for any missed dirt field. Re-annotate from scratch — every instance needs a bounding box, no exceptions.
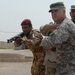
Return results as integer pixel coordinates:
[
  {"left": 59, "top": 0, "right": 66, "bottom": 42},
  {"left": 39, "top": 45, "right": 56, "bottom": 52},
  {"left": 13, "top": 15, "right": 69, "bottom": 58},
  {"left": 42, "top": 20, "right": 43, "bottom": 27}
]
[
  {"left": 0, "top": 49, "right": 33, "bottom": 75},
  {"left": 0, "top": 62, "right": 32, "bottom": 75}
]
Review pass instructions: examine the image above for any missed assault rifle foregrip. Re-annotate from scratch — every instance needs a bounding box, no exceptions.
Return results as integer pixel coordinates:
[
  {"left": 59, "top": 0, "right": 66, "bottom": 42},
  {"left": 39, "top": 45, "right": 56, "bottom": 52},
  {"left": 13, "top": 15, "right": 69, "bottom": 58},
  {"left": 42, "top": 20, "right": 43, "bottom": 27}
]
[{"left": 7, "top": 32, "right": 24, "bottom": 43}]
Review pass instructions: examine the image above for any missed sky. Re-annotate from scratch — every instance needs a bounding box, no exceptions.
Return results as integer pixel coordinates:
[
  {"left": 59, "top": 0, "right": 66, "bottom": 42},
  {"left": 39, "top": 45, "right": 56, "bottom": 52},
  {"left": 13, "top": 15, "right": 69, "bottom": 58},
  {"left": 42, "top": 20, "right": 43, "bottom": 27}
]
[{"left": 0, "top": 0, "right": 75, "bottom": 42}]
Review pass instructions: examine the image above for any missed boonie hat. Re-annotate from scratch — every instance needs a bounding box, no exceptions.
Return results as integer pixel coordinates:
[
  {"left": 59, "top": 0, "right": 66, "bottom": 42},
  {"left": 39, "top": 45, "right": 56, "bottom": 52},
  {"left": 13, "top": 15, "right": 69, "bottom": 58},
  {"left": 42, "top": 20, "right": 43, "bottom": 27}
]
[{"left": 49, "top": 2, "right": 65, "bottom": 12}]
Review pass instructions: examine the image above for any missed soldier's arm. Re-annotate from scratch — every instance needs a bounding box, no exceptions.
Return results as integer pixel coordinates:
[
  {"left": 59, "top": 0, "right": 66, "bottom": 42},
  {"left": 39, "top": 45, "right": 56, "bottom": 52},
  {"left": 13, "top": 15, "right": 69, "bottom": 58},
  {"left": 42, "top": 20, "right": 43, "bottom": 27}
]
[
  {"left": 40, "top": 24, "right": 58, "bottom": 36},
  {"left": 42, "top": 24, "right": 58, "bottom": 31},
  {"left": 14, "top": 36, "right": 22, "bottom": 47}
]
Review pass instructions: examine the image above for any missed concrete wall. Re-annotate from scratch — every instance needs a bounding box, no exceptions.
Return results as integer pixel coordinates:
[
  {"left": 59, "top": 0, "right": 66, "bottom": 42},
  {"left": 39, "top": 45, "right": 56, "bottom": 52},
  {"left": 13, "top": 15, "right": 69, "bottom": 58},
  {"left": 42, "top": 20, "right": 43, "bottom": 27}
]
[{"left": 0, "top": 41, "right": 14, "bottom": 49}]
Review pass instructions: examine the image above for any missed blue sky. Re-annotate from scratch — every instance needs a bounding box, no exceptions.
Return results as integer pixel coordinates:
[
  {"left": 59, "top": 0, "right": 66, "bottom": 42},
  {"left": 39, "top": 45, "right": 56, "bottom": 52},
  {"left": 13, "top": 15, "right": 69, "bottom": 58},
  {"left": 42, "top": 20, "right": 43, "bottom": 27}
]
[{"left": 0, "top": 0, "right": 75, "bottom": 42}]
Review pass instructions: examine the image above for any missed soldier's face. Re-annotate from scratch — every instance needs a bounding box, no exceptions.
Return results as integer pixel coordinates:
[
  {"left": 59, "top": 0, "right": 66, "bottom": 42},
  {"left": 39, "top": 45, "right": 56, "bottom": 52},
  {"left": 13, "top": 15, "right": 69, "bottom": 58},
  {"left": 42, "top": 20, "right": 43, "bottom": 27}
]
[
  {"left": 21, "top": 25, "right": 32, "bottom": 34},
  {"left": 51, "top": 9, "right": 65, "bottom": 24},
  {"left": 70, "top": 9, "right": 75, "bottom": 20}
]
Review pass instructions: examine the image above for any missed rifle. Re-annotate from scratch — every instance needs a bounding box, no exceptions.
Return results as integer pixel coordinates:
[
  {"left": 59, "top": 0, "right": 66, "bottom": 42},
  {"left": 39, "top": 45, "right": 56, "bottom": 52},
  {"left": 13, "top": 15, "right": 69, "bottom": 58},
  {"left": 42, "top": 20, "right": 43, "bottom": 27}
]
[{"left": 7, "top": 32, "right": 25, "bottom": 43}]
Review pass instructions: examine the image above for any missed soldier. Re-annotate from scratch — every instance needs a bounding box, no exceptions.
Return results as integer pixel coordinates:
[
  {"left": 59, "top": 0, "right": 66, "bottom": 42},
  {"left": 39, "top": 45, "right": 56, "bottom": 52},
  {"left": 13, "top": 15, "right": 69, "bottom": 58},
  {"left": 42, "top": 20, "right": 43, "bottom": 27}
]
[
  {"left": 40, "top": 23, "right": 56, "bottom": 75},
  {"left": 24, "top": 29, "right": 46, "bottom": 75},
  {"left": 40, "top": 2, "right": 75, "bottom": 75},
  {"left": 14, "top": 19, "right": 33, "bottom": 50},
  {"left": 70, "top": 5, "right": 75, "bottom": 23}
]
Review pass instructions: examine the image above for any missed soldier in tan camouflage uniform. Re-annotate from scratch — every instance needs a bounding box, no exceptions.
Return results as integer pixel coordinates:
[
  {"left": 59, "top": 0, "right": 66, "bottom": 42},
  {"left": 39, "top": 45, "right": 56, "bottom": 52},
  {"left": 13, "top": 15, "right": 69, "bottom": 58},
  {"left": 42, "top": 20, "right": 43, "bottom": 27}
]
[
  {"left": 14, "top": 19, "right": 33, "bottom": 50},
  {"left": 23, "top": 29, "right": 46, "bottom": 75},
  {"left": 14, "top": 19, "right": 46, "bottom": 75},
  {"left": 40, "top": 23, "right": 57, "bottom": 75},
  {"left": 40, "top": 2, "right": 75, "bottom": 75}
]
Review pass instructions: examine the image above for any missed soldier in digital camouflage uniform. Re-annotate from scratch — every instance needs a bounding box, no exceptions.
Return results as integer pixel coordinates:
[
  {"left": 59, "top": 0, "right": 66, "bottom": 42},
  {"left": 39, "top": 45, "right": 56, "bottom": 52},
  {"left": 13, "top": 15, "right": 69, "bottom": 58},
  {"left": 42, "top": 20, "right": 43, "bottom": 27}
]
[
  {"left": 40, "top": 2, "right": 75, "bottom": 75},
  {"left": 70, "top": 5, "right": 75, "bottom": 24}
]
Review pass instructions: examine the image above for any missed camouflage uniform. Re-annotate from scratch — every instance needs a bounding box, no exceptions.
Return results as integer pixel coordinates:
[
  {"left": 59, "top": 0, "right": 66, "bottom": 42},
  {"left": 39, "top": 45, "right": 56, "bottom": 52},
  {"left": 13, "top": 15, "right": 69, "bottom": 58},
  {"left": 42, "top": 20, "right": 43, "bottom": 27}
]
[
  {"left": 44, "top": 50, "right": 56, "bottom": 75},
  {"left": 14, "top": 34, "right": 32, "bottom": 50},
  {"left": 14, "top": 42, "right": 28, "bottom": 50},
  {"left": 40, "top": 17, "right": 75, "bottom": 75},
  {"left": 24, "top": 29, "right": 46, "bottom": 75},
  {"left": 40, "top": 24, "right": 56, "bottom": 75}
]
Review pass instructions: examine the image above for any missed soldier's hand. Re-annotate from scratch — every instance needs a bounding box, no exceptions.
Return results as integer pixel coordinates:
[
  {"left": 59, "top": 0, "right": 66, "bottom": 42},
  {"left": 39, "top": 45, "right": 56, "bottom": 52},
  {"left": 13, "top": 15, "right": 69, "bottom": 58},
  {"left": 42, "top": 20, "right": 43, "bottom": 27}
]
[
  {"left": 14, "top": 36, "right": 22, "bottom": 44},
  {"left": 21, "top": 40, "right": 26, "bottom": 44}
]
